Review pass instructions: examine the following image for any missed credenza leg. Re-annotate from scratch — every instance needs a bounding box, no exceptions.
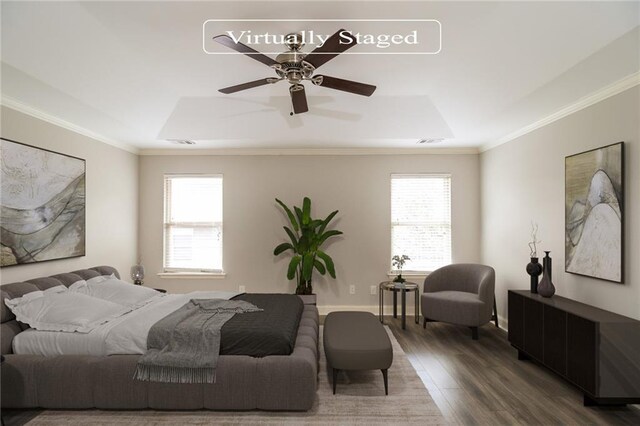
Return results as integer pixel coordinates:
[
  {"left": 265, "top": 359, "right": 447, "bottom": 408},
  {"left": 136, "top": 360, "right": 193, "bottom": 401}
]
[
  {"left": 517, "top": 349, "right": 530, "bottom": 361},
  {"left": 583, "top": 394, "right": 631, "bottom": 407},
  {"left": 583, "top": 394, "right": 596, "bottom": 407}
]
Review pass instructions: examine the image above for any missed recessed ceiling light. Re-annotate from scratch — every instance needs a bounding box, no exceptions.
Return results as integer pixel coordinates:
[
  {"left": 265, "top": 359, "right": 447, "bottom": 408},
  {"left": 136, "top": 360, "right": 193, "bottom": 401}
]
[
  {"left": 417, "top": 138, "right": 445, "bottom": 144},
  {"left": 167, "top": 139, "right": 196, "bottom": 145}
]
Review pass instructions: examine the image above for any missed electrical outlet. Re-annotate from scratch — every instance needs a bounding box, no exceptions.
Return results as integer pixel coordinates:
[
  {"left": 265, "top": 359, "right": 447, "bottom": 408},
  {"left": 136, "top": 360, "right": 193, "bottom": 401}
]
[
  {"left": 370, "top": 285, "right": 377, "bottom": 295},
  {"left": 349, "top": 285, "right": 356, "bottom": 295},
  {"left": 239, "top": 285, "right": 246, "bottom": 293}
]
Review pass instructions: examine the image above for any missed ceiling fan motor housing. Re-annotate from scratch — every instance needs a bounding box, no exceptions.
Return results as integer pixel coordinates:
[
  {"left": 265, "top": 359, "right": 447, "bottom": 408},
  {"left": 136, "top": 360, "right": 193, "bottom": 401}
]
[{"left": 275, "top": 50, "right": 314, "bottom": 84}]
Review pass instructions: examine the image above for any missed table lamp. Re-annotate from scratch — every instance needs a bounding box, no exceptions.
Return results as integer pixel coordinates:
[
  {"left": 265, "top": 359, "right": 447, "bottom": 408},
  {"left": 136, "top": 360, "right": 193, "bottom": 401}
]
[{"left": 131, "top": 261, "right": 145, "bottom": 286}]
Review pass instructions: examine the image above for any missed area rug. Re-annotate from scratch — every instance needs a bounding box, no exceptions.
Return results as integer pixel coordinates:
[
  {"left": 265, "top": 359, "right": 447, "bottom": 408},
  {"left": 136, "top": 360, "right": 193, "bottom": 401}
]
[{"left": 27, "top": 327, "right": 446, "bottom": 425}]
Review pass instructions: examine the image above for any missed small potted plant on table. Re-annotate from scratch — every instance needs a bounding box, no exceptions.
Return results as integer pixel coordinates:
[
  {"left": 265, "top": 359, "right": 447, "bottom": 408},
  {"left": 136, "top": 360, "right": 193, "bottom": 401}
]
[{"left": 392, "top": 254, "right": 410, "bottom": 286}]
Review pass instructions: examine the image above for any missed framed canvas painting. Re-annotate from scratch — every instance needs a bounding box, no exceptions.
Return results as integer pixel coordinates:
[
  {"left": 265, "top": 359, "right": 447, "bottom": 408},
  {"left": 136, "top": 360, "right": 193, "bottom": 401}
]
[
  {"left": 565, "top": 142, "right": 623, "bottom": 283},
  {"left": 1, "top": 138, "right": 86, "bottom": 267}
]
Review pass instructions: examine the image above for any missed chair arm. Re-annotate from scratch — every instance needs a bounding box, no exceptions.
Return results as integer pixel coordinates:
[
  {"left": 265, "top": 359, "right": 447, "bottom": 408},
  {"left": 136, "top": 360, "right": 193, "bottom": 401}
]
[{"left": 476, "top": 270, "right": 495, "bottom": 302}]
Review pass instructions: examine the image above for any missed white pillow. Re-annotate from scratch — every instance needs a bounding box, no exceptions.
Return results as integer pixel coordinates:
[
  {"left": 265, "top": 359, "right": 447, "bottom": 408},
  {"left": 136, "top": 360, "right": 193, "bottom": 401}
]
[
  {"left": 70, "top": 276, "right": 162, "bottom": 309},
  {"left": 4, "top": 291, "right": 131, "bottom": 333},
  {"left": 4, "top": 285, "right": 68, "bottom": 309}
]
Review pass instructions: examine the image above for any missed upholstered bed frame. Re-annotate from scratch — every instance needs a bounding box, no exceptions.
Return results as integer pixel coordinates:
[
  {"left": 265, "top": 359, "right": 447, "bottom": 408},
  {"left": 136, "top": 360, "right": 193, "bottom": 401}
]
[{"left": 0, "top": 266, "right": 319, "bottom": 410}]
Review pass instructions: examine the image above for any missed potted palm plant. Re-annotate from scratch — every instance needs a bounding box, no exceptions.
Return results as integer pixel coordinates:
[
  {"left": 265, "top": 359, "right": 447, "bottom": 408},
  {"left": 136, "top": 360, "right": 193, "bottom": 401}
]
[{"left": 273, "top": 197, "right": 343, "bottom": 297}]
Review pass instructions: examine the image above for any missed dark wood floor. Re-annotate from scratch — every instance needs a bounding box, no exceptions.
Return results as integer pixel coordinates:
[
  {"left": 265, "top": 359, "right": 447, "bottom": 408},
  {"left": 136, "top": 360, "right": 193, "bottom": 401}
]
[
  {"left": 3, "top": 315, "right": 640, "bottom": 425},
  {"left": 384, "top": 315, "right": 640, "bottom": 425}
]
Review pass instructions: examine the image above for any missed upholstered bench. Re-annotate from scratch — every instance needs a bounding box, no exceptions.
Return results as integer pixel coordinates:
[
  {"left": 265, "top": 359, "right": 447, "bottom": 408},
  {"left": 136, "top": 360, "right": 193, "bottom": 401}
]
[{"left": 323, "top": 311, "right": 393, "bottom": 395}]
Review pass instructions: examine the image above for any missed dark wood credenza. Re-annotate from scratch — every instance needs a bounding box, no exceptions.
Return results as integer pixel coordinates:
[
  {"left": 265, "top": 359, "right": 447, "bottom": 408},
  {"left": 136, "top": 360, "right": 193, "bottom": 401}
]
[{"left": 508, "top": 290, "right": 640, "bottom": 406}]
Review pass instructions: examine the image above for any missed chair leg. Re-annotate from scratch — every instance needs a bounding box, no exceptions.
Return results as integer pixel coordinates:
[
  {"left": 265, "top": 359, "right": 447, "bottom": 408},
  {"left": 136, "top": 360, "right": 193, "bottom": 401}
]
[
  {"left": 332, "top": 368, "right": 339, "bottom": 394},
  {"left": 470, "top": 326, "right": 479, "bottom": 340},
  {"left": 381, "top": 369, "right": 389, "bottom": 395},
  {"left": 492, "top": 297, "right": 499, "bottom": 328}
]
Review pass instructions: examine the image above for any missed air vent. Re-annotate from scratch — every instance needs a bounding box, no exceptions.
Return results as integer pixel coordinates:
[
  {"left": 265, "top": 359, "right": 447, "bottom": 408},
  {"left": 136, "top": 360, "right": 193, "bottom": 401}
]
[
  {"left": 167, "top": 139, "right": 196, "bottom": 145},
  {"left": 417, "top": 138, "right": 445, "bottom": 144}
]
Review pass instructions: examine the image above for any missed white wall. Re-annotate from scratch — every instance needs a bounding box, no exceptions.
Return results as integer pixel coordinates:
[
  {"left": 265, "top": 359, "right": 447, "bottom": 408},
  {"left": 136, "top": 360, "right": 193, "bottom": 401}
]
[
  {"left": 0, "top": 106, "right": 139, "bottom": 284},
  {"left": 480, "top": 86, "right": 639, "bottom": 323},
  {"left": 139, "top": 153, "right": 480, "bottom": 310}
]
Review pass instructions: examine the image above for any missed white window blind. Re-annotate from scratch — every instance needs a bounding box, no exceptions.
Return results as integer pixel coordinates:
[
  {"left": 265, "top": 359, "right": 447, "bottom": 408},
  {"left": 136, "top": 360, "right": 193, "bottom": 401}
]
[
  {"left": 164, "top": 175, "right": 223, "bottom": 272},
  {"left": 391, "top": 174, "right": 451, "bottom": 272}
]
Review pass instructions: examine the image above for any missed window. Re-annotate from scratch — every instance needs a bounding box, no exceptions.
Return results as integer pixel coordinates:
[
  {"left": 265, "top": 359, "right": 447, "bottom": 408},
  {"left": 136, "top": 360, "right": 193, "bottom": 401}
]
[
  {"left": 164, "top": 175, "right": 223, "bottom": 272},
  {"left": 391, "top": 174, "right": 451, "bottom": 272}
]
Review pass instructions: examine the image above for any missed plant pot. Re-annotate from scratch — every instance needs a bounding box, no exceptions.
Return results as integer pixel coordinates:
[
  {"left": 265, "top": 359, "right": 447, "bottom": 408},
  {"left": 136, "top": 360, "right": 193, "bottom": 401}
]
[{"left": 298, "top": 294, "right": 317, "bottom": 305}]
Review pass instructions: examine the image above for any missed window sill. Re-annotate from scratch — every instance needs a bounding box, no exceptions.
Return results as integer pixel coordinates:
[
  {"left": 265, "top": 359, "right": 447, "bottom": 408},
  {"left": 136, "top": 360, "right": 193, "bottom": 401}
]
[
  {"left": 387, "top": 272, "right": 431, "bottom": 279},
  {"left": 157, "top": 272, "right": 226, "bottom": 279}
]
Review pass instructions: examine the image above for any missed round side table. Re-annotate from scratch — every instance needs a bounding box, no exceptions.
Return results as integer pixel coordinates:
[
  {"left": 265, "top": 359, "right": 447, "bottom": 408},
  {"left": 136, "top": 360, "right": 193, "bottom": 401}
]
[{"left": 379, "top": 281, "right": 420, "bottom": 330}]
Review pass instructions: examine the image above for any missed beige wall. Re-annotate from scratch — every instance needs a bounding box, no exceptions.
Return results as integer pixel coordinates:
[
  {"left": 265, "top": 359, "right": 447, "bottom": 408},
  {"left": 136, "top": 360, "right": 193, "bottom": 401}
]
[
  {"left": 1, "top": 106, "right": 139, "bottom": 284},
  {"left": 480, "top": 86, "right": 639, "bottom": 323},
  {"left": 139, "top": 154, "right": 480, "bottom": 310}
]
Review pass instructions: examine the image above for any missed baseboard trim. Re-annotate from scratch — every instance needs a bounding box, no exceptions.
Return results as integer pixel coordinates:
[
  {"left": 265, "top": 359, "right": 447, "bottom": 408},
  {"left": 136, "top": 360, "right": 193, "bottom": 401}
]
[{"left": 497, "top": 314, "right": 508, "bottom": 332}]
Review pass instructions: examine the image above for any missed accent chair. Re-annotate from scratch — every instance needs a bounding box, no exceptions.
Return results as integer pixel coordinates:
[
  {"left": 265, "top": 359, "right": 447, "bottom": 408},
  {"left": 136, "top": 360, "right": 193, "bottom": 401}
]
[{"left": 421, "top": 263, "right": 497, "bottom": 339}]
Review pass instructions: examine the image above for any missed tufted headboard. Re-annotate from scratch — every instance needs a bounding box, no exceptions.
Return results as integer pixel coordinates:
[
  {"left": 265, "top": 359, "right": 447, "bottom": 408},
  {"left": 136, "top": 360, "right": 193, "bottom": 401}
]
[{"left": 0, "top": 266, "right": 120, "bottom": 354}]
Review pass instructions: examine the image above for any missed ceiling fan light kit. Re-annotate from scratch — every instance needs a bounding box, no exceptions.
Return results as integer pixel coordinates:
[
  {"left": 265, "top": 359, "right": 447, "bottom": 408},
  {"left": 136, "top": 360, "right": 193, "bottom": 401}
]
[{"left": 213, "top": 29, "right": 377, "bottom": 115}]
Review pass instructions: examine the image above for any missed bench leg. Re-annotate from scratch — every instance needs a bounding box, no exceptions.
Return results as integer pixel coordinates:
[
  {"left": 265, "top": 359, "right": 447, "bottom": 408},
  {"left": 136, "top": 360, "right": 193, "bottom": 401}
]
[
  {"left": 381, "top": 369, "right": 389, "bottom": 395},
  {"left": 332, "top": 368, "right": 339, "bottom": 395}
]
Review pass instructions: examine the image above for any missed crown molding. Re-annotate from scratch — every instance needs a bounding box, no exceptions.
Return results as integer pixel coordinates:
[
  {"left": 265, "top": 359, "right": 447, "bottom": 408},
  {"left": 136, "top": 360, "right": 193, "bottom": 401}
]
[
  {"left": 0, "top": 96, "right": 139, "bottom": 154},
  {"left": 480, "top": 71, "right": 640, "bottom": 153},
  {"left": 139, "top": 147, "right": 479, "bottom": 156}
]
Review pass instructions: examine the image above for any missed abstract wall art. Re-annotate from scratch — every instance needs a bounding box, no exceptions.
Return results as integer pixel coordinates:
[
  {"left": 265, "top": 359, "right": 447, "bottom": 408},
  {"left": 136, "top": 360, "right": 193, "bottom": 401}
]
[
  {"left": 565, "top": 142, "right": 624, "bottom": 283},
  {"left": 1, "top": 138, "right": 86, "bottom": 267}
]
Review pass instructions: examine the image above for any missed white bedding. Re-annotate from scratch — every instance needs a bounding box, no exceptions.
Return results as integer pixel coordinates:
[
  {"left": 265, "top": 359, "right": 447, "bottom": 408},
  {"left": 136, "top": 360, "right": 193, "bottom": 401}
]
[{"left": 12, "top": 291, "right": 240, "bottom": 357}]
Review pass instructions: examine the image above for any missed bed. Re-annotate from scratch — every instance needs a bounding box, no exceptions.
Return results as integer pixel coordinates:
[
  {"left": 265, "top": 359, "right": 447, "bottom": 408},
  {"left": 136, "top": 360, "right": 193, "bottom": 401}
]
[{"left": 0, "top": 266, "right": 319, "bottom": 410}]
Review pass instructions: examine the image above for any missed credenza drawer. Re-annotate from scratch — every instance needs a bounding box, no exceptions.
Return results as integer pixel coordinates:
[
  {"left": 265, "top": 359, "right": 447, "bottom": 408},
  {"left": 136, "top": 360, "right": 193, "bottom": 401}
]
[
  {"left": 543, "top": 305, "right": 567, "bottom": 376},
  {"left": 567, "top": 314, "right": 597, "bottom": 395}
]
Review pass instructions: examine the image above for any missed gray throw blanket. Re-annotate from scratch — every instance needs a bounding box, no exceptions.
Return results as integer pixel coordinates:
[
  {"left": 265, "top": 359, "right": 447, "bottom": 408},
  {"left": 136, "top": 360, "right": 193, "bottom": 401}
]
[{"left": 133, "top": 299, "right": 262, "bottom": 384}]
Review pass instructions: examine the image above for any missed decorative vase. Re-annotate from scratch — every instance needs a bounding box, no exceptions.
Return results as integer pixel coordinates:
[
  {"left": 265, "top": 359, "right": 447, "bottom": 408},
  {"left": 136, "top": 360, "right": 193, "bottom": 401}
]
[
  {"left": 526, "top": 257, "right": 543, "bottom": 293},
  {"left": 538, "top": 251, "right": 555, "bottom": 298}
]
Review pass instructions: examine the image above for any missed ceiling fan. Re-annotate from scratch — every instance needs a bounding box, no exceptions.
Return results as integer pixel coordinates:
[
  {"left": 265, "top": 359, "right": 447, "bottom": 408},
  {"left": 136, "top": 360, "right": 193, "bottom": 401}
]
[{"left": 213, "top": 29, "right": 377, "bottom": 115}]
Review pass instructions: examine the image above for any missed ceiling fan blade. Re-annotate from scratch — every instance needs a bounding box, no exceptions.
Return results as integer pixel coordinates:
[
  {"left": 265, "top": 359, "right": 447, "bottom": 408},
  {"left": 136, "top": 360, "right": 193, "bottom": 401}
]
[
  {"left": 313, "top": 75, "right": 376, "bottom": 96},
  {"left": 303, "top": 29, "right": 357, "bottom": 69},
  {"left": 213, "top": 34, "right": 279, "bottom": 67},
  {"left": 289, "top": 84, "right": 309, "bottom": 114},
  {"left": 219, "top": 78, "right": 276, "bottom": 94}
]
